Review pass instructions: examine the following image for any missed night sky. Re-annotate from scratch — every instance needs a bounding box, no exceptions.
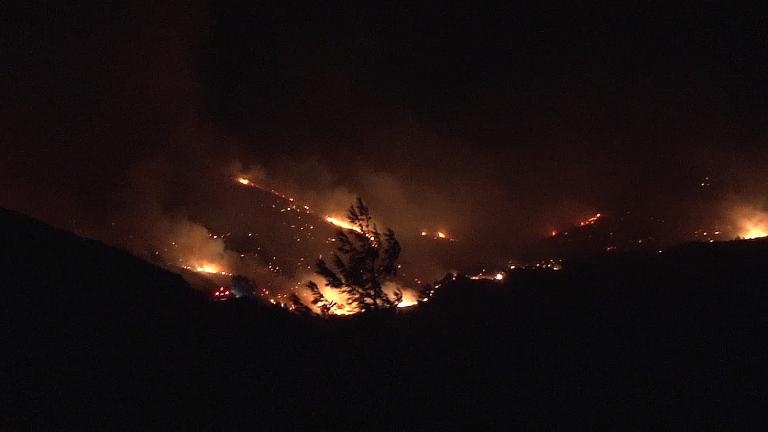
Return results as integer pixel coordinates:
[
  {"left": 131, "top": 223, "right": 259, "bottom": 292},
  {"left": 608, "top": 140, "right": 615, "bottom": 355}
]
[{"left": 3, "top": 1, "right": 768, "bottom": 261}]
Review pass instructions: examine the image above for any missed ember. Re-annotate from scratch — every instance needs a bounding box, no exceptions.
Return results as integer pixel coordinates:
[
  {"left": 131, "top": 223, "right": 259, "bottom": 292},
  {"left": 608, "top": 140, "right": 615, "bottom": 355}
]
[{"left": 578, "top": 213, "right": 602, "bottom": 226}]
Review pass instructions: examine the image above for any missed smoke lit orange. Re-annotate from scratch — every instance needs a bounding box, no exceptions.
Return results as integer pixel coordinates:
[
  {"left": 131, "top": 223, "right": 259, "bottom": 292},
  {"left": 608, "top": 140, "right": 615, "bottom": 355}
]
[{"left": 734, "top": 208, "right": 768, "bottom": 240}]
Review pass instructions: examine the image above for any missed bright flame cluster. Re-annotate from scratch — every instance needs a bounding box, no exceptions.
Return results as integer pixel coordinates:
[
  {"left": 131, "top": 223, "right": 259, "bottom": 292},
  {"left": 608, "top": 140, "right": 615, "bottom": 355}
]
[
  {"left": 735, "top": 208, "right": 768, "bottom": 240},
  {"left": 742, "top": 226, "right": 768, "bottom": 239},
  {"left": 470, "top": 272, "right": 505, "bottom": 281},
  {"left": 325, "top": 216, "right": 362, "bottom": 233},
  {"left": 230, "top": 174, "right": 440, "bottom": 315},
  {"left": 420, "top": 230, "right": 454, "bottom": 241},
  {"left": 578, "top": 213, "right": 602, "bottom": 226},
  {"left": 196, "top": 263, "right": 220, "bottom": 274},
  {"left": 184, "top": 262, "right": 232, "bottom": 276},
  {"left": 396, "top": 296, "right": 419, "bottom": 308}
]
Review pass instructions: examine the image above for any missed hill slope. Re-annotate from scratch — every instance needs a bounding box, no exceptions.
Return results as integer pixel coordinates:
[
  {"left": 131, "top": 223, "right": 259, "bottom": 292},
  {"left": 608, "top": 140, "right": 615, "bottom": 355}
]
[
  {"left": 2, "top": 207, "right": 767, "bottom": 429},
  {"left": 0, "top": 208, "right": 205, "bottom": 429}
]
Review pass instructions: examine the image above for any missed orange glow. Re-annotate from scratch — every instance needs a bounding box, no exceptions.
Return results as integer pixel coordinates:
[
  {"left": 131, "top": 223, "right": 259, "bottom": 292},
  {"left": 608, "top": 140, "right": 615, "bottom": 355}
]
[
  {"left": 396, "top": 289, "right": 419, "bottom": 308},
  {"left": 300, "top": 278, "right": 422, "bottom": 315},
  {"left": 184, "top": 262, "right": 231, "bottom": 276},
  {"left": 470, "top": 271, "right": 506, "bottom": 281},
  {"left": 743, "top": 226, "right": 768, "bottom": 239},
  {"left": 325, "top": 216, "right": 362, "bottom": 233},
  {"left": 735, "top": 208, "right": 768, "bottom": 240},
  {"left": 236, "top": 177, "right": 251, "bottom": 186},
  {"left": 196, "top": 263, "right": 219, "bottom": 273},
  {"left": 318, "top": 286, "right": 358, "bottom": 315},
  {"left": 420, "top": 230, "right": 454, "bottom": 240}
]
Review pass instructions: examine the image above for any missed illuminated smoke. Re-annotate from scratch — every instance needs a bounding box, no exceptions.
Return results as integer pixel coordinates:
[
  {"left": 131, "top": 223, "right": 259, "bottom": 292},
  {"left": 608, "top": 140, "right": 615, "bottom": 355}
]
[
  {"left": 392, "top": 282, "right": 420, "bottom": 308},
  {"left": 149, "top": 217, "right": 237, "bottom": 277},
  {"left": 735, "top": 208, "right": 768, "bottom": 239}
]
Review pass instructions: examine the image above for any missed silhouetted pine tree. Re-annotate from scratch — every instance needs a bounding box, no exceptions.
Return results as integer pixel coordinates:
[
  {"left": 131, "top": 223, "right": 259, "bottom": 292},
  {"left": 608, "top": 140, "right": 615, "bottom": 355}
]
[
  {"left": 306, "top": 198, "right": 402, "bottom": 314},
  {"left": 288, "top": 293, "right": 313, "bottom": 315}
]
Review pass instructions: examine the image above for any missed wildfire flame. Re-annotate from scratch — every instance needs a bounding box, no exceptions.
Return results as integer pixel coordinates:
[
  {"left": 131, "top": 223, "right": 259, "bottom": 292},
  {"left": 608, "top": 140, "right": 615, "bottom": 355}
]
[
  {"left": 549, "top": 212, "right": 602, "bottom": 238},
  {"left": 419, "top": 230, "right": 454, "bottom": 241},
  {"left": 734, "top": 208, "right": 768, "bottom": 240},
  {"left": 236, "top": 176, "right": 367, "bottom": 235},
  {"left": 470, "top": 271, "right": 506, "bottom": 281},
  {"left": 229, "top": 174, "right": 438, "bottom": 314},
  {"left": 318, "top": 286, "right": 358, "bottom": 315},
  {"left": 578, "top": 212, "right": 602, "bottom": 226},
  {"left": 181, "top": 262, "right": 232, "bottom": 276},
  {"left": 325, "top": 216, "right": 362, "bottom": 233},
  {"left": 396, "top": 293, "right": 419, "bottom": 308},
  {"left": 196, "top": 264, "right": 219, "bottom": 273},
  {"left": 742, "top": 225, "right": 768, "bottom": 239}
]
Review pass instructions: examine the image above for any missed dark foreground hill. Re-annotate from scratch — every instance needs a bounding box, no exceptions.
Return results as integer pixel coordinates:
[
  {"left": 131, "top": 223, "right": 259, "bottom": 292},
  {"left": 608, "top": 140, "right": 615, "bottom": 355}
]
[{"left": 2, "top": 208, "right": 767, "bottom": 429}]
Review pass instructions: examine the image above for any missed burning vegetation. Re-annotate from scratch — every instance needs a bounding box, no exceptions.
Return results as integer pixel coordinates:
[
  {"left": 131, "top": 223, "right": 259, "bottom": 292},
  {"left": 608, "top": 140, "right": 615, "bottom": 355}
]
[
  {"left": 420, "top": 230, "right": 456, "bottom": 241},
  {"left": 325, "top": 215, "right": 362, "bottom": 233},
  {"left": 578, "top": 213, "right": 602, "bottom": 226},
  {"left": 734, "top": 207, "right": 768, "bottom": 240},
  {"left": 149, "top": 175, "right": 434, "bottom": 315},
  {"left": 144, "top": 171, "right": 768, "bottom": 317},
  {"left": 306, "top": 198, "right": 407, "bottom": 315}
]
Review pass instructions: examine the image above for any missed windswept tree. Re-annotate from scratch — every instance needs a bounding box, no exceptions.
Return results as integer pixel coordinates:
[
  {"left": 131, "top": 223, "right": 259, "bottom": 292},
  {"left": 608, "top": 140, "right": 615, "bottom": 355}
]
[{"left": 306, "top": 198, "right": 402, "bottom": 314}]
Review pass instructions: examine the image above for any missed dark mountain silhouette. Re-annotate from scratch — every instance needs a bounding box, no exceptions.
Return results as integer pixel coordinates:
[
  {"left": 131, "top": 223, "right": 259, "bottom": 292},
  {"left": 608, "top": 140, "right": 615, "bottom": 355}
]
[{"left": 2, "top": 207, "right": 766, "bottom": 429}]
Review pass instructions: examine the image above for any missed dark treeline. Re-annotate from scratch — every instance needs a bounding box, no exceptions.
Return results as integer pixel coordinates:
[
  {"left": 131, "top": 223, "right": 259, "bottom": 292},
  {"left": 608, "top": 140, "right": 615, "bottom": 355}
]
[{"left": 2, "top": 208, "right": 766, "bottom": 429}]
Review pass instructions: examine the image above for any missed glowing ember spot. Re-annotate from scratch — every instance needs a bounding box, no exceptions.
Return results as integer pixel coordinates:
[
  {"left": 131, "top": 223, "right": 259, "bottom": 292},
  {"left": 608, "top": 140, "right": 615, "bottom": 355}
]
[
  {"left": 578, "top": 212, "right": 602, "bottom": 226},
  {"left": 420, "top": 230, "right": 454, "bottom": 240},
  {"left": 325, "top": 216, "right": 362, "bottom": 233},
  {"left": 470, "top": 272, "right": 506, "bottom": 281},
  {"left": 236, "top": 177, "right": 251, "bottom": 186}
]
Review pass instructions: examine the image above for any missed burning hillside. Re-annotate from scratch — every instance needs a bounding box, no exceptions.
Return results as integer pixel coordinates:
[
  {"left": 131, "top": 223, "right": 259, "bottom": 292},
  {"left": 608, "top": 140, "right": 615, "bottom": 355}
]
[
  {"left": 141, "top": 170, "right": 768, "bottom": 316},
  {"left": 139, "top": 174, "right": 448, "bottom": 315}
]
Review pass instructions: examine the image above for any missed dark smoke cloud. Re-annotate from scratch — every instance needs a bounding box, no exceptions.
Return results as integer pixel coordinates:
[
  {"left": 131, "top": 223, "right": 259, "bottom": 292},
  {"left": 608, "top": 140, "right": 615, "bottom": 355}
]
[
  {"left": 2, "top": 2, "right": 229, "bottom": 237},
  {"left": 3, "top": 1, "right": 768, "bottom": 278}
]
